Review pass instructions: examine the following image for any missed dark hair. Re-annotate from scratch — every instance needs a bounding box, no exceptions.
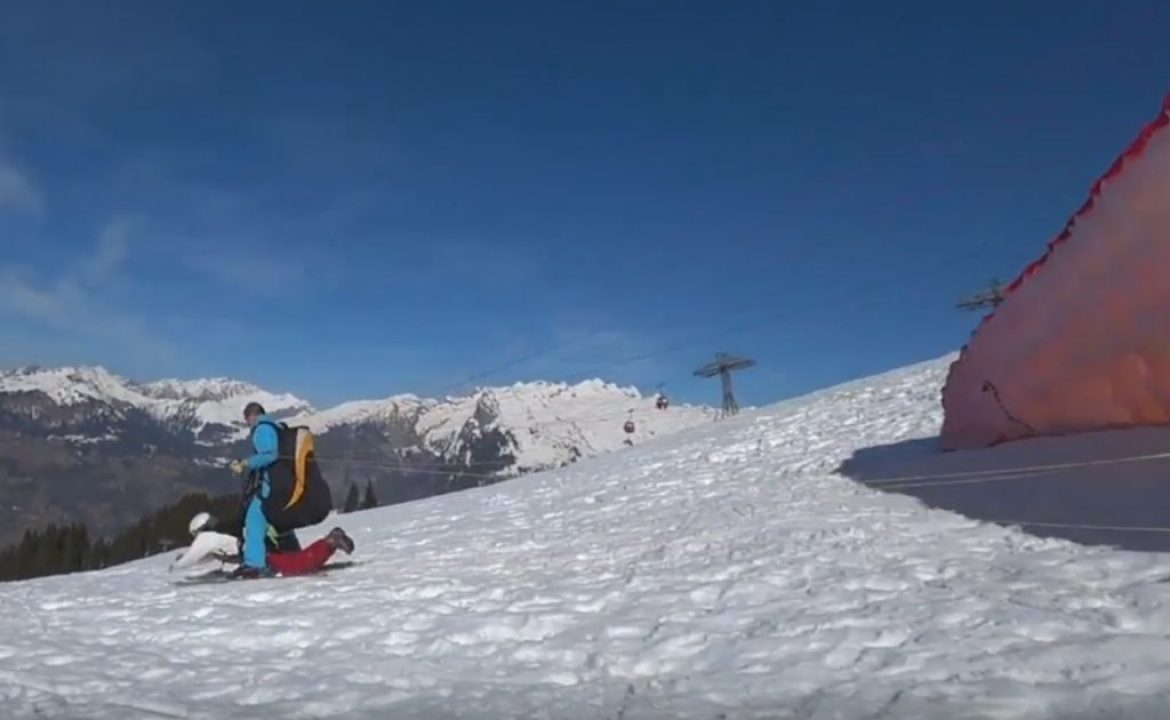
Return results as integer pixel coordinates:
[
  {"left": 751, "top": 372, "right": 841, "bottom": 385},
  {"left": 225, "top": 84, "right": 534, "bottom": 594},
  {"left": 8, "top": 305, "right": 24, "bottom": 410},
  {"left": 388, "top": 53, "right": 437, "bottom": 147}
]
[{"left": 243, "top": 402, "right": 266, "bottom": 418}]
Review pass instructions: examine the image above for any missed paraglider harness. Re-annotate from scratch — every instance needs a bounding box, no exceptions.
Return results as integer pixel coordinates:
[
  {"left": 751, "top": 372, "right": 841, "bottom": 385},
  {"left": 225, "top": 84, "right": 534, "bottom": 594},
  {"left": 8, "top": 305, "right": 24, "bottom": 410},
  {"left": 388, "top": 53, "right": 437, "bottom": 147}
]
[{"left": 239, "top": 420, "right": 334, "bottom": 546}]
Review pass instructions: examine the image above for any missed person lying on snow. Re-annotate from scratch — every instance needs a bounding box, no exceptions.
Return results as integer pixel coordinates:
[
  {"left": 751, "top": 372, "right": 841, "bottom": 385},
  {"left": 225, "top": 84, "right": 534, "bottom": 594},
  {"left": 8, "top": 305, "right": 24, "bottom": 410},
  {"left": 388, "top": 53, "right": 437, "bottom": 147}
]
[{"left": 170, "top": 511, "right": 354, "bottom": 576}]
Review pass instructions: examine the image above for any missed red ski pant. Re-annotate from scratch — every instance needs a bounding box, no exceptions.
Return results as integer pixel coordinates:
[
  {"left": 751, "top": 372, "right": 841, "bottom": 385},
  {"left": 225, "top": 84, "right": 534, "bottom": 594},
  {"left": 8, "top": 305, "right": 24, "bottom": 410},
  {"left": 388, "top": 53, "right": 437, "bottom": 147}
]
[{"left": 268, "top": 538, "right": 335, "bottom": 575}]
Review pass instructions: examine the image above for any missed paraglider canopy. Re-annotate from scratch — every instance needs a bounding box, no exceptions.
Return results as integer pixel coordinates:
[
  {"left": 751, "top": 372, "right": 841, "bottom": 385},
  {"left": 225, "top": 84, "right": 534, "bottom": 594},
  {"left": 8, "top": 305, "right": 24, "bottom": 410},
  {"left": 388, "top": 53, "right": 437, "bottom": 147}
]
[{"left": 942, "top": 95, "right": 1170, "bottom": 450}]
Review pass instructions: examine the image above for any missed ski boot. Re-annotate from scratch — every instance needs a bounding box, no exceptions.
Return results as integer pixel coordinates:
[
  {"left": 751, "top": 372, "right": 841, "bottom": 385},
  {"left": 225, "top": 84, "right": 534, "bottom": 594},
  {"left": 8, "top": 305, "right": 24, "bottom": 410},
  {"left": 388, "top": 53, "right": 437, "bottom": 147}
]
[
  {"left": 326, "top": 527, "right": 355, "bottom": 554},
  {"left": 231, "top": 564, "right": 275, "bottom": 580}
]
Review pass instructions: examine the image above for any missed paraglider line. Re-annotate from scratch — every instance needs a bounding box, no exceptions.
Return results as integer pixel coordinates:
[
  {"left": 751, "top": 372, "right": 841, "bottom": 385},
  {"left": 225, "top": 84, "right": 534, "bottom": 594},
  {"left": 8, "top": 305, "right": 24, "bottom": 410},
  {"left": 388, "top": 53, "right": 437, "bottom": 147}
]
[
  {"left": 862, "top": 448, "right": 1170, "bottom": 486},
  {"left": 981, "top": 380, "right": 1035, "bottom": 434},
  {"left": 984, "top": 519, "right": 1170, "bottom": 534}
]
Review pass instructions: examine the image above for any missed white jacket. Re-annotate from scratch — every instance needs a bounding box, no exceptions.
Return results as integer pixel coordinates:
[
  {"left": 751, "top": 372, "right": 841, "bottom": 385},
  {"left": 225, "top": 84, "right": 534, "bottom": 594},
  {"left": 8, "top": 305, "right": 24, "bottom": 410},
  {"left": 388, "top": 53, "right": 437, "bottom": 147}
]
[{"left": 169, "top": 531, "right": 240, "bottom": 571}]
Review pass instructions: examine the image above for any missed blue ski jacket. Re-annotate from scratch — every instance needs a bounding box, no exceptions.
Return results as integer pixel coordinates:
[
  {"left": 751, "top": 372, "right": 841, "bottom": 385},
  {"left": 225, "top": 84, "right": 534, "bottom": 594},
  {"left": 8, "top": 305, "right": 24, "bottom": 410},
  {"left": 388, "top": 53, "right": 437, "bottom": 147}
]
[{"left": 247, "top": 415, "right": 279, "bottom": 472}]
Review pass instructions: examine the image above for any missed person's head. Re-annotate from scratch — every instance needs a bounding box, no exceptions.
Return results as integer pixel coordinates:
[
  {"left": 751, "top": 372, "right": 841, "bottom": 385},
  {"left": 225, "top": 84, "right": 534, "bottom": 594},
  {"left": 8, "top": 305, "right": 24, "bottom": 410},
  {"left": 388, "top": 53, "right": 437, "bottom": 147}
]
[
  {"left": 243, "top": 401, "right": 266, "bottom": 427},
  {"left": 188, "top": 511, "right": 214, "bottom": 537}
]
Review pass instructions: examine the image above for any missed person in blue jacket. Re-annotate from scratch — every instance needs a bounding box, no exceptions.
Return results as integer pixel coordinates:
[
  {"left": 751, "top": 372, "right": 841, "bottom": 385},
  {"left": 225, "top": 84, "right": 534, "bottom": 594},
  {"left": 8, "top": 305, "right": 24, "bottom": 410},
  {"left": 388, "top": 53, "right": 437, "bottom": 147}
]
[{"left": 230, "top": 401, "right": 281, "bottom": 573}]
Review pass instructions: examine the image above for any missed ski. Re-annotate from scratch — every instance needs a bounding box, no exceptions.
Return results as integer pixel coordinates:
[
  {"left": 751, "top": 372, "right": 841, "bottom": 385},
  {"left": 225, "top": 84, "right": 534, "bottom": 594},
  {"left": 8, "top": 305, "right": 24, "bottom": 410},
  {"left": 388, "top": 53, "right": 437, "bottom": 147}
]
[{"left": 172, "top": 560, "right": 359, "bottom": 586}]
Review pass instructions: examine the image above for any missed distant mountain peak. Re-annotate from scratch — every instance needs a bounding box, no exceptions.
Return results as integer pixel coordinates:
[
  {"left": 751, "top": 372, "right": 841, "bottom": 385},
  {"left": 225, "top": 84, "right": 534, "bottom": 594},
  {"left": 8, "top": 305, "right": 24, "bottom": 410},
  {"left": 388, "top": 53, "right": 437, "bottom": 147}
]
[
  {"left": 0, "top": 364, "right": 315, "bottom": 435},
  {"left": 0, "top": 363, "right": 716, "bottom": 473},
  {"left": 139, "top": 377, "right": 269, "bottom": 401}
]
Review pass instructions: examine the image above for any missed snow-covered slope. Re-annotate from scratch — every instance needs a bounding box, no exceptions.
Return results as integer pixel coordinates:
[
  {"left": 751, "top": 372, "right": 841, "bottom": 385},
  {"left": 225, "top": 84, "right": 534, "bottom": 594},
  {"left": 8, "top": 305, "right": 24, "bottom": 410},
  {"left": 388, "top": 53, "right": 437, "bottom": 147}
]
[
  {"left": 302, "top": 379, "right": 717, "bottom": 473},
  {"left": 6, "top": 353, "right": 1170, "bottom": 719},
  {"left": 421, "top": 380, "right": 710, "bottom": 467},
  {"left": 301, "top": 394, "right": 427, "bottom": 430}
]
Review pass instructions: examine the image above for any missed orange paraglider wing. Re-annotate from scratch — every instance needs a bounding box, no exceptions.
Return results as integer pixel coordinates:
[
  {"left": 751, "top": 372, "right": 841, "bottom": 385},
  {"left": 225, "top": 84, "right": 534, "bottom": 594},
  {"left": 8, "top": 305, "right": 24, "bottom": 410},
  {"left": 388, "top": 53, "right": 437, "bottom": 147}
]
[{"left": 941, "top": 94, "right": 1170, "bottom": 450}]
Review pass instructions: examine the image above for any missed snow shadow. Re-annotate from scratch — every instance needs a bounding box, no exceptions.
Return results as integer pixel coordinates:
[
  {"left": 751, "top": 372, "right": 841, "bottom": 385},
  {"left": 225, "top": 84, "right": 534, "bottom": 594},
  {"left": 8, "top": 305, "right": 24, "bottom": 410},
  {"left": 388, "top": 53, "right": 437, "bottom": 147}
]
[{"left": 836, "top": 428, "right": 1170, "bottom": 552}]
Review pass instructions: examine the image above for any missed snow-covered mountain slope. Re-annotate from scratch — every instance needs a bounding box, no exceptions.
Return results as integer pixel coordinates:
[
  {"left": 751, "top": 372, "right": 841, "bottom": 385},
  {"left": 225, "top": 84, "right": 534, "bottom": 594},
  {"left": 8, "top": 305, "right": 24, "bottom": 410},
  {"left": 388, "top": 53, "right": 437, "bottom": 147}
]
[
  {"left": 420, "top": 380, "right": 711, "bottom": 467},
  {"left": 0, "top": 364, "right": 716, "bottom": 477},
  {"left": 6, "top": 353, "right": 1170, "bottom": 719},
  {"left": 302, "top": 379, "right": 718, "bottom": 473},
  {"left": 0, "top": 365, "right": 313, "bottom": 434}
]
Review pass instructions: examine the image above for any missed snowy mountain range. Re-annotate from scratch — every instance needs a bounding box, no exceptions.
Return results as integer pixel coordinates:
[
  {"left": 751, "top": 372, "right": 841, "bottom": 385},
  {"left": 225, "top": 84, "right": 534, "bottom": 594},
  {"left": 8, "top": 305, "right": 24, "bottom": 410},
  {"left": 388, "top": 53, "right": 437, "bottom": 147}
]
[
  {"left": 7, "top": 352, "right": 1166, "bottom": 718},
  {"left": 0, "top": 365, "right": 716, "bottom": 546},
  {"left": 0, "top": 365, "right": 313, "bottom": 443}
]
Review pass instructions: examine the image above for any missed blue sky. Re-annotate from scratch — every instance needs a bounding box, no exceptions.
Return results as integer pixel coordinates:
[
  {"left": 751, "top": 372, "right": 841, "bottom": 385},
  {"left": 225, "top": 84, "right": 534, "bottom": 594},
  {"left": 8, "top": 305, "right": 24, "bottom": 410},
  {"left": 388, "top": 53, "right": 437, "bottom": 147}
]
[{"left": 2, "top": 1, "right": 1169, "bottom": 408}]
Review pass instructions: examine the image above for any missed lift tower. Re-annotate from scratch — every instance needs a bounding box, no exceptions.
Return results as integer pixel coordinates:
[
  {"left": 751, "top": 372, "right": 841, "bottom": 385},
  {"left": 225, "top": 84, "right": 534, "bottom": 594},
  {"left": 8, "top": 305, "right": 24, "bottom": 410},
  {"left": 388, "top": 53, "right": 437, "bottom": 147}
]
[{"left": 694, "top": 352, "right": 755, "bottom": 418}]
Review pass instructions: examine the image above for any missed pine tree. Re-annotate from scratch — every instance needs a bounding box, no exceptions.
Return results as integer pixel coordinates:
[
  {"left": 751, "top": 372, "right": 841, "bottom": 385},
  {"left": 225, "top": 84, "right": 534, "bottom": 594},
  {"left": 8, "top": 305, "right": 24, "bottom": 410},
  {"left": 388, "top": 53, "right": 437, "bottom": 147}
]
[
  {"left": 343, "top": 482, "right": 361, "bottom": 513},
  {"left": 15, "top": 529, "right": 37, "bottom": 579},
  {"left": 86, "top": 538, "right": 111, "bottom": 571},
  {"left": 63, "top": 524, "right": 89, "bottom": 573},
  {"left": 34, "top": 524, "right": 58, "bottom": 575},
  {"left": 360, "top": 479, "right": 379, "bottom": 510},
  {"left": 0, "top": 490, "right": 248, "bottom": 583}
]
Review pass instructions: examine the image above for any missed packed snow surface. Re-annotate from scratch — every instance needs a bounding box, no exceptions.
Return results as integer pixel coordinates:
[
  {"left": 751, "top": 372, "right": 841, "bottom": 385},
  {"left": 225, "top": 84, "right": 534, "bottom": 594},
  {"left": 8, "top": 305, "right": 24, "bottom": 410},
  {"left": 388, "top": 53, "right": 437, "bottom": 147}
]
[{"left": 5, "top": 355, "right": 1170, "bottom": 718}]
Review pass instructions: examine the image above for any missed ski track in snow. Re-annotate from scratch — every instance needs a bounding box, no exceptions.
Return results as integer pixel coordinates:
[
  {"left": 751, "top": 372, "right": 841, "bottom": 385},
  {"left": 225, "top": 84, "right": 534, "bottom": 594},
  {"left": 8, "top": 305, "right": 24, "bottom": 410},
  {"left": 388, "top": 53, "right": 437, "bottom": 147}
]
[{"left": 5, "top": 357, "right": 1170, "bottom": 718}]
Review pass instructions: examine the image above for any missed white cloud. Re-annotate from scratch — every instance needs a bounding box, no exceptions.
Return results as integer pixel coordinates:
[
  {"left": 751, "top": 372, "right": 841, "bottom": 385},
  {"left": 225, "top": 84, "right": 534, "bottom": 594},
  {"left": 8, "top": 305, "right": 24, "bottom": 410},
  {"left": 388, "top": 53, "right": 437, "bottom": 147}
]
[
  {"left": 0, "top": 159, "right": 43, "bottom": 214},
  {"left": 181, "top": 240, "right": 338, "bottom": 298},
  {"left": 0, "top": 216, "right": 174, "bottom": 362},
  {"left": 185, "top": 252, "right": 297, "bottom": 296},
  {"left": 82, "top": 216, "right": 135, "bottom": 284}
]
